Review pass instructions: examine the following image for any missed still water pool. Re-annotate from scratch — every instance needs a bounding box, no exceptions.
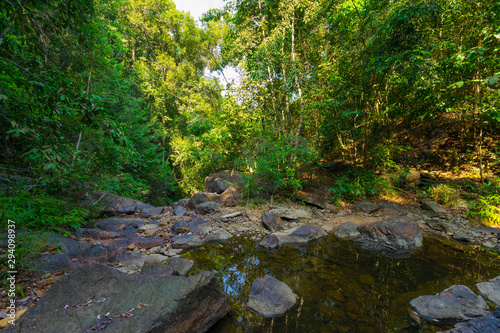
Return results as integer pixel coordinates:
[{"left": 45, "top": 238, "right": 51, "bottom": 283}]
[{"left": 183, "top": 235, "right": 500, "bottom": 333}]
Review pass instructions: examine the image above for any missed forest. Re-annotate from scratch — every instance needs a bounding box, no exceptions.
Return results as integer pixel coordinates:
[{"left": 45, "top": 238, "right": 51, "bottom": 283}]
[{"left": 0, "top": 0, "right": 499, "bottom": 230}]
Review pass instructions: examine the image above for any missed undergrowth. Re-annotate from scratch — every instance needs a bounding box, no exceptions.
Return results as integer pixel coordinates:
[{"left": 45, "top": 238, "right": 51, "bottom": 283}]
[{"left": 330, "top": 171, "right": 394, "bottom": 205}]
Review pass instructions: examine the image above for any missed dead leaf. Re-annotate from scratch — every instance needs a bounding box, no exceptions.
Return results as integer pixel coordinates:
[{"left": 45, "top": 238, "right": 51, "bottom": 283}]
[
  {"left": 0, "top": 308, "right": 27, "bottom": 327},
  {"left": 33, "top": 289, "right": 46, "bottom": 298}
]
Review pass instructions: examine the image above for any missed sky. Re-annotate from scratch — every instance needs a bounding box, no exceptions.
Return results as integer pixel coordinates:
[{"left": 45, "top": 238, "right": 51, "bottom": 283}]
[
  {"left": 172, "top": 0, "right": 239, "bottom": 92},
  {"left": 172, "top": 0, "right": 226, "bottom": 22}
]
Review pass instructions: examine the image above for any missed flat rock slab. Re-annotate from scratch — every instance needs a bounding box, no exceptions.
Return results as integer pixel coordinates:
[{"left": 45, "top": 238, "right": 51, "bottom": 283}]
[
  {"left": 247, "top": 275, "right": 297, "bottom": 317},
  {"left": 335, "top": 222, "right": 361, "bottom": 239},
  {"left": 260, "top": 225, "right": 327, "bottom": 249},
  {"left": 294, "top": 188, "right": 329, "bottom": 209},
  {"left": 477, "top": 276, "right": 500, "bottom": 306},
  {"left": 141, "top": 256, "right": 194, "bottom": 277},
  {"left": 410, "top": 285, "right": 489, "bottom": 323},
  {"left": 95, "top": 219, "right": 145, "bottom": 231},
  {"left": 36, "top": 254, "right": 81, "bottom": 274},
  {"left": 188, "top": 216, "right": 213, "bottom": 235},
  {"left": 420, "top": 200, "right": 447, "bottom": 213},
  {"left": 172, "top": 234, "right": 203, "bottom": 249},
  {"left": 267, "top": 206, "right": 312, "bottom": 220},
  {"left": 5, "top": 262, "right": 231, "bottom": 333}
]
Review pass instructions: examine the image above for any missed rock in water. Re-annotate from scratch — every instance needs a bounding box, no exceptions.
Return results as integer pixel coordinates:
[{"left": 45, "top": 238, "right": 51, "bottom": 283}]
[
  {"left": 247, "top": 275, "right": 297, "bottom": 317},
  {"left": 5, "top": 262, "right": 231, "bottom": 333},
  {"left": 409, "top": 285, "right": 489, "bottom": 323},
  {"left": 439, "top": 310, "right": 500, "bottom": 333},
  {"left": 260, "top": 225, "right": 327, "bottom": 249},
  {"left": 477, "top": 276, "right": 500, "bottom": 306}
]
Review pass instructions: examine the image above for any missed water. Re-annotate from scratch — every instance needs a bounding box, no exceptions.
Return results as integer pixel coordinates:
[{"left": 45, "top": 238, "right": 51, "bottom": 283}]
[{"left": 183, "top": 236, "right": 500, "bottom": 333}]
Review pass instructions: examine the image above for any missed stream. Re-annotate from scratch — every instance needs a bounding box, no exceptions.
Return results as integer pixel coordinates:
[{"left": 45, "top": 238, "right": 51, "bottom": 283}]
[{"left": 183, "top": 235, "right": 500, "bottom": 333}]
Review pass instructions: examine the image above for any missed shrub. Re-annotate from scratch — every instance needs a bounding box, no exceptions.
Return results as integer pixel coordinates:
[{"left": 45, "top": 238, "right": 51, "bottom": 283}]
[
  {"left": 468, "top": 194, "right": 500, "bottom": 227},
  {"left": 426, "top": 183, "right": 460, "bottom": 206},
  {"left": 330, "top": 171, "right": 393, "bottom": 204}
]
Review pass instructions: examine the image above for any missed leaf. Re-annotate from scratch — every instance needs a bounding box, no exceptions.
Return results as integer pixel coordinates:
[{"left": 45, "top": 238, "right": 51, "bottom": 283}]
[
  {"left": 488, "top": 74, "right": 499, "bottom": 86},
  {"left": 60, "top": 95, "right": 66, "bottom": 101}
]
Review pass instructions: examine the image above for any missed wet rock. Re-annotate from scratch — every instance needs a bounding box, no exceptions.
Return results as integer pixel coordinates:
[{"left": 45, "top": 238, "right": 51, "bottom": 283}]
[
  {"left": 420, "top": 200, "right": 447, "bottom": 214},
  {"left": 204, "top": 170, "right": 243, "bottom": 194},
  {"left": 410, "top": 285, "right": 489, "bottom": 323},
  {"left": 335, "top": 222, "right": 361, "bottom": 239},
  {"left": 294, "top": 187, "right": 329, "bottom": 209},
  {"left": 260, "top": 225, "right": 327, "bottom": 249},
  {"left": 195, "top": 202, "right": 220, "bottom": 215},
  {"left": 355, "top": 216, "right": 422, "bottom": 255},
  {"left": 247, "top": 275, "right": 297, "bottom": 317},
  {"left": 477, "top": 276, "right": 500, "bottom": 306},
  {"left": 439, "top": 309, "right": 500, "bottom": 333},
  {"left": 355, "top": 201, "right": 379, "bottom": 214},
  {"left": 172, "top": 234, "right": 203, "bottom": 249},
  {"left": 5, "top": 262, "right": 231, "bottom": 333},
  {"left": 261, "top": 211, "right": 283, "bottom": 231}
]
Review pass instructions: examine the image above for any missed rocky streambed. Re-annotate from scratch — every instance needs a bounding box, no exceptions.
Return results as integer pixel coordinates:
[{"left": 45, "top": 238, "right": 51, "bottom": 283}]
[{"left": 1, "top": 171, "right": 500, "bottom": 332}]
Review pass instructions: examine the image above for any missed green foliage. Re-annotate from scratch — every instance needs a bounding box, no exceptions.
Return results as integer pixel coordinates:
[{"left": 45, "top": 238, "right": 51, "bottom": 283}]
[
  {"left": 0, "top": 190, "right": 87, "bottom": 233},
  {"left": 425, "top": 184, "right": 460, "bottom": 207},
  {"left": 468, "top": 194, "right": 500, "bottom": 227},
  {"left": 237, "top": 137, "right": 318, "bottom": 195},
  {"left": 330, "top": 171, "right": 393, "bottom": 204}
]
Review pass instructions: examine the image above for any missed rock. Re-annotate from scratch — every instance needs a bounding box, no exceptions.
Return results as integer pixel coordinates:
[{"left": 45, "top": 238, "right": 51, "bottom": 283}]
[
  {"left": 36, "top": 254, "right": 80, "bottom": 274},
  {"left": 322, "top": 225, "right": 334, "bottom": 233},
  {"left": 268, "top": 206, "right": 312, "bottom": 220},
  {"left": 426, "top": 220, "right": 454, "bottom": 233},
  {"left": 195, "top": 202, "right": 220, "bottom": 215},
  {"left": 355, "top": 216, "right": 423, "bottom": 255},
  {"left": 453, "top": 232, "right": 473, "bottom": 242},
  {"left": 204, "top": 170, "right": 243, "bottom": 194},
  {"left": 95, "top": 218, "right": 145, "bottom": 231},
  {"left": 294, "top": 187, "right": 329, "bottom": 209},
  {"left": 247, "top": 275, "right": 297, "bottom": 317},
  {"left": 260, "top": 225, "right": 327, "bottom": 249},
  {"left": 127, "top": 243, "right": 136, "bottom": 250},
  {"left": 140, "top": 206, "right": 164, "bottom": 218},
  {"left": 140, "top": 255, "right": 194, "bottom": 277},
  {"left": 221, "top": 212, "right": 242, "bottom": 219},
  {"left": 172, "top": 220, "right": 188, "bottom": 235},
  {"left": 439, "top": 309, "right": 500, "bottom": 333},
  {"left": 138, "top": 224, "right": 158, "bottom": 232},
  {"left": 88, "top": 192, "right": 153, "bottom": 217},
  {"left": 5, "top": 262, "right": 231, "bottom": 333},
  {"left": 355, "top": 201, "right": 379, "bottom": 214},
  {"left": 189, "top": 189, "right": 239, "bottom": 209},
  {"left": 261, "top": 211, "right": 283, "bottom": 231},
  {"left": 172, "top": 234, "right": 203, "bottom": 249},
  {"left": 102, "top": 237, "right": 164, "bottom": 250},
  {"left": 205, "top": 231, "right": 232, "bottom": 243},
  {"left": 45, "top": 233, "right": 119, "bottom": 262},
  {"left": 410, "top": 285, "right": 489, "bottom": 323},
  {"left": 402, "top": 169, "right": 421, "bottom": 184},
  {"left": 188, "top": 216, "right": 213, "bottom": 235},
  {"left": 477, "top": 276, "right": 500, "bottom": 306},
  {"left": 335, "top": 222, "right": 361, "bottom": 239},
  {"left": 420, "top": 200, "right": 447, "bottom": 213},
  {"left": 174, "top": 205, "right": 186, "bottom": 216},
  {"left": 74, "top": 228, "right": 136, "bottom": 240},
  {"left": 377, "top": 203, "right": 407, "bottom": 216}
]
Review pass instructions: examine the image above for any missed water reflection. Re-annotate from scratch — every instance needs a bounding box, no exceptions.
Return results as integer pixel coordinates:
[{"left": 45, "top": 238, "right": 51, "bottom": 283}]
[{"left": 183, "top": 235, "right": 500, "bottom": 333}]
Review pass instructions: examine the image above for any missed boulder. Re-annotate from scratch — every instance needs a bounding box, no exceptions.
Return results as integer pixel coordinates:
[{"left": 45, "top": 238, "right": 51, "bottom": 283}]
[
  {"left": 204, "top": 170, "right": 243, "bottom": 194},
  {"left": 188, "top": 189, "right": 239, "bottom": 209},
  {"left": 260, "top": 225, "right": 327, "bottom": 249},
  {"left": 247, "top": 275, "right": 297, "bottom": 317},
  {"left": 88, "top": 192, "right": 153, "bottom": 217},
  {"left": 261, "top": 211, "right": 283, "bottom": 231},
  {"left": 195, "top": 202, "right": 220, "bottom": 215},
  {"left": 5, "top": 262, "right": 231, "bottom": 333},
  {"left": 410, "top": 285, "right": 489, "bottom": 323},
  {"left": 477, "top": 276, "right": 500, "bottom": 306},
  {"left": 334, "top": 222, "right": 361, "bottom": 239},
  {"left": 294, "top": 187, "right": 329, "bottom": 209},
  {"left": 355, "top": 216, "right": 423, "bottom": 254},
  {"left": 140, "top": 206, "right": 164, "bottom": 218},
  {"left": 377, "top": 203, "right": 408, "bottom": 216}
]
